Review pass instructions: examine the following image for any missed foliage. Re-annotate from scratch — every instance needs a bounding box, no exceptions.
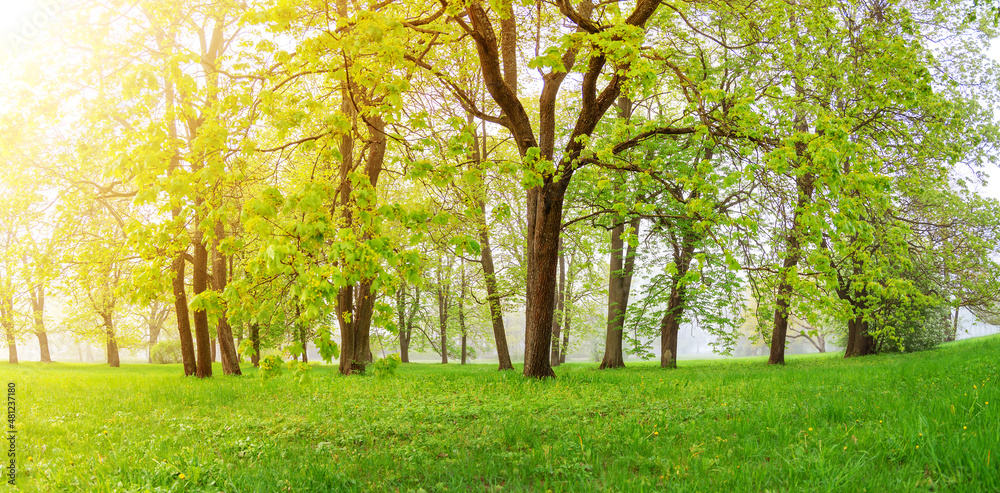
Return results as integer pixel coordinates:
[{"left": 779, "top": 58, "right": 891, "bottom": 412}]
[
  {"left": 258, "top": 355, "right": 284, "bottom": 379},
  {"left": 150, "top": 340, "right": 183, "bottom": 364},
  {"left": 286, "top": 360, "right": 313, "bottom": 386},
  {"left": 371, "top": 353, "right": 401, "bottom": 378}
]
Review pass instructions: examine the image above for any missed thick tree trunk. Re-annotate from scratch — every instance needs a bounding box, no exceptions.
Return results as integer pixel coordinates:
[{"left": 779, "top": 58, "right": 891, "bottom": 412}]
[
  {"left": 250, "top": 323, "right": 261, "bottom": 367},
  {"left": 465, "top": 0, "right": 659, "bottom": 378},
  {"left": 551, "top": 246, "right": 565, "bottom": 366},
  {"left": 844, "top": 315, "right": 874, "bottom": 357},
  {"left": 103, "top": 313, "right": 120, "bottom": 368},
  {"left": 600, "top": 218, "right": 640, "bottom": 369},
  {"left": 523, "top": 180, "right": 571, "bottom": 378}
]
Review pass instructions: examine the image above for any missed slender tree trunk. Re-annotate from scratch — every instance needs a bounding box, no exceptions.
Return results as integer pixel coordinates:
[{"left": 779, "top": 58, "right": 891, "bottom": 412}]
[
  {"left": 768, "top": 173, "right": 816, "bottom": 365},
  {"left": 250, "top": 323, "right": 261, "bottom": 367},
  {"left": 660, "top": 227, "right": 698, "bottom": 369},
  {"left": 397, "top": 283, "right": 415, "bottom": 363},
  {"left": 469, "top": 54, "right": 515, "bottom": 372},
  {"left": 2, "top": 295, "right": 16, "bottom": 364},
  {"left": 459, "top": 265, "right": 468, "bottom": 365},
  {"left": 191, "top": 223, "right": 213, "bottom": 377},
  {"left": 103, "top": 313, "right": 120, "bottom": 368},
  {"left": 600, "top": 218, "right": 640, "bottom": 369},
  {"left": 438, "top": 283, "right": 449, "bottom": 364},
  {"left": 161, "top": 42, "right": 196, "bottom": 376},
  {"left": 300, "top": 322, "right": 309, "bottom": 364},
  {"left": 147, "top": 305, "right": 161, "bottom": 364},
  {"left": 949, "top": 306, "right": 960, "bottom": 342},
  {"left": 29, "top": 285, "right": 51, "bottom": 363},
  {"left": 551, "top": 245, "right": 565, "bottom": 366},
  {"left": 212, "top": 222, "right": 242, "bottom": 375}
]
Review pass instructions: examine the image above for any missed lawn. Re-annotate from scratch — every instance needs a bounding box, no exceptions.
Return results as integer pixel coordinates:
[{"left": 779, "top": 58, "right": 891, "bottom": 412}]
[{"left": 2, "top": 335, "right": 998, "bottom": 492}]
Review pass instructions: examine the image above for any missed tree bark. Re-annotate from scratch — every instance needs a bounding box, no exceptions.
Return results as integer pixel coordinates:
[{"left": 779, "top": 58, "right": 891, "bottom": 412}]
[
  {"left": 600, "top": 218, "right": 640, "bottom": 369},
  {"left": 192, "top": 225, "right": 213, "bottom": 378},
  {"left": 551, "top": 245, "right": 565, "bottom": 366},
  {"left": 459, "top": 265, "right": 468, "bottom": 365},
  {"left": 103, "top": 313, "right": 120, "bottom": 368},
  {"left": 29, "top": 284, "right": 51, "bottom": 363},
  {"left": 250, "top": 323, "right": 261, "bottom": 367},
  {"left": 949, "top": 306, "right": 960, "bottom": 342},
  {"left": 438, "top": 282, "right": 449, "bottom": 364},
  {"left": 210, "top": 222, "right": 242, "bottom": 375},
  {"left": 660, "top": 231, "right": 697, "bottom": 369},
  {"left": 767, "top": 122, "right": 815, "bottom": 365},
  {"left": 465, "top": 0, "right": 660, "bottom": 378},
  {"left": 397, "top": 283, "right": 418, "bottom": 363}
]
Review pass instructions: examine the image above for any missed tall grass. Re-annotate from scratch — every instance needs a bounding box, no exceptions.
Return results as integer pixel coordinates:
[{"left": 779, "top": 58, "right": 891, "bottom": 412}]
[{"left": 3, "top": 335, "right": 997, "bottom": 492}]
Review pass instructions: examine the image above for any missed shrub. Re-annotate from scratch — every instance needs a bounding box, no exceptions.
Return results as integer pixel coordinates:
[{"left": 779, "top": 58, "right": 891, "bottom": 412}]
[
  {"left": 371, "top": 354, "right": 401, "bottom": 378},
  {"left": 150, "top": 340, "right": 182, "bottom": 364},
  {"left": 259, "top": 355, "right": 284, "bottom": 378}
]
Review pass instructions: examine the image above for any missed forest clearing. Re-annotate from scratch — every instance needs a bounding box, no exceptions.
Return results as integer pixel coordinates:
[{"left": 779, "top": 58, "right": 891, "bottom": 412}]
[{"left": 4, "top": 335, "right": 999, "bottom": 492}]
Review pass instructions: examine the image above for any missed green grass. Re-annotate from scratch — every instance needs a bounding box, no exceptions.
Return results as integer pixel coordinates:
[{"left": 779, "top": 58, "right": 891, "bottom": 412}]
[{"left": 3, "top": 336, "right": 998, "bottom": 492}]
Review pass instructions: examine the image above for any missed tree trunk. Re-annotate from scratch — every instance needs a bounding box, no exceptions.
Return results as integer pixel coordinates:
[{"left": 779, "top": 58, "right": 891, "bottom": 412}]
[
  {"left": 660, "top": 226, "right": 698, "bottom": 369},
  {"left": 461, "top": 333, "right": 467, "bottom": 365},
  {"left": 768, "top": 174, "right": 816, "bottom": 365},
  {"left": 250, "top": 323, "right": 261, "bottom": 367},
  {"left": 211, "top": 338, "right": 217, "bottom": 361},
  {"left": 397, "top": 284, "right": 407, "bottom": 360},
  {"left": 600, "top": 218, "right": 640, "bottom": 369},
  {"left": 212, "top": 222, "right": 242, "bottom": 375},
  {"left": 191, "top": 224, "right": 213, "bottom": 377},
  {"left": 28, "top": 284, "right": 51, "bottom": 363},
  {"left": 438, "top": 283, "right": 449, "bottom": 364},
  {"left": 2, "top": 294, "right": 16, "bottom": 364},
  {"left": 300, "top": 321, "right": 309, "bottom": 364},
  {"left": 551, "top": 245, "right": 565, "bottom": 366},
  {"left": 523, "top": 180, "right": 572, "bottom": 378},
  {"left": 465, "top": 0, "right": 658, "bottom": 378},
  {"left": 843, "top": 285, "right": 874, "bottom": 358},
  {"left": 459, "top": 265, "right": 468, "bottom": 365},
  {"left": 948, "top": 306, "right": 960, "bottom": 342},
  {"left": 103, "top": 313, "right": 120, "bottom": 368}
]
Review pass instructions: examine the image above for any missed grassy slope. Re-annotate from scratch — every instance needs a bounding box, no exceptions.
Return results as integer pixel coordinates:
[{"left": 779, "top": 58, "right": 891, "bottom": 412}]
[{"left": 2, "top": 335, "right": 998, "bottom": 492}]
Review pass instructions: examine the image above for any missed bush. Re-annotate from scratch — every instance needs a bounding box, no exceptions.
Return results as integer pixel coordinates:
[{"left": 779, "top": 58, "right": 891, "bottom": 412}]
[
  {"left": 259, "top": 355, "right": 284, "bottom": 378},
  {"left": 371, "top": 354, "right": 401, "bottom": 378},
  {"left": 150, "top": 340, "right": 182, "bottom": 364}
]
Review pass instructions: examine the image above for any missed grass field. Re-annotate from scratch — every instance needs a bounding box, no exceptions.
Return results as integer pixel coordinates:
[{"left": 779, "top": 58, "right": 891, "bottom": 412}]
[{"left": 2, "top": 335, "right": 998, "bottom": 492}]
